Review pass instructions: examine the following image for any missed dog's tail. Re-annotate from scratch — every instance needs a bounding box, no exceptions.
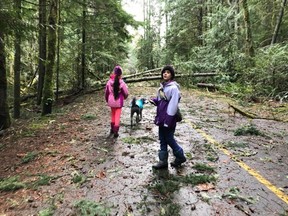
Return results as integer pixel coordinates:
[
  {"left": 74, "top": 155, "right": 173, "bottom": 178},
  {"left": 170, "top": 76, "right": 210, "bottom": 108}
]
[{"left": 131, "top": 97, "right": 136, "bottom": 107}]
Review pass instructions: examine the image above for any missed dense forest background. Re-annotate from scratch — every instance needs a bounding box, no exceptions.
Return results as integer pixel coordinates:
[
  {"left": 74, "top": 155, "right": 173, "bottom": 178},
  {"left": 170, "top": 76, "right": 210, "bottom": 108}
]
[{"left": 0, "top": 0, "right": 287, "bottom": 130}]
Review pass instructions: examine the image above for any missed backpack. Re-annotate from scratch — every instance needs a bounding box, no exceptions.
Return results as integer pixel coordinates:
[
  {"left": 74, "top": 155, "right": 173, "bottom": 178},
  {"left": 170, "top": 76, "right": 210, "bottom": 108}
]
[{"left": 175, "top": 108, "right": 182, "bottom": 122}]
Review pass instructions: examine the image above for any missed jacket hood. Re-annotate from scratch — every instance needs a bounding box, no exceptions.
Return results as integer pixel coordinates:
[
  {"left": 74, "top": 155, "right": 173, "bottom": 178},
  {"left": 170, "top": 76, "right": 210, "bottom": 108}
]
[{"left": 161, "top": 80, "right": 180, "bottom": 90}]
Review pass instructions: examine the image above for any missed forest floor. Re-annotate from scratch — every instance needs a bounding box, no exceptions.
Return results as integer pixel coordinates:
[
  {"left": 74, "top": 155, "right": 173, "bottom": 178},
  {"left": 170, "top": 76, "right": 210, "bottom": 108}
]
[{"left": 0, "top": 83, "right": 287, "bottom": 216}]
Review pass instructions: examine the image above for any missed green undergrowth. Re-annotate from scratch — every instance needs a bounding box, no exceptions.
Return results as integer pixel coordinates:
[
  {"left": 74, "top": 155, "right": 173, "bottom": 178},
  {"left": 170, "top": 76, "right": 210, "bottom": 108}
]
[
  {"left": 222, "top": 187, "right": 255, "bottom": 204},
  {"left": 18, "top": 115, "right": 58, "bottom": 137},
  {"left": 224, "top": 141, "right": 248, "bottom": 149},
  {"left": 204, "top": 143, "right": 219, "bottom": 162},
  {"left": 0, "top": 176, "right": 25, "bottom": 192},
  {"left": 234, "top": 123, "right": 262, "bottom": 136},
  {"left": 122, "top": 136, "right": 156, "bottom": 145},
  {"left": 38, "top": 206, "right": 56, "bottom": 216},
  {"left": 38, "top": 191, "right": 63, "bottom": 216},
  {"left": 71, "top": 171, "right": 87, "bottom": 185},
  {"left": 74, "top": 200, "right": 111, "bottom": 216},
  {"left": 21, "top": 151, "right": 39, "bottom": 164},
  {"left": 172, "top": 173, "right": 217, "bottom": 186},
  {"left": 192, "top": 163, "right": 215, "bottom": 173},
  {"left": 149, "top": 180, "right": 180, "bottom": 196},
  {"left": 145, "top": 171, "right": 217, "bottom": 215},
  {"left": 29, "top": 174, "right": 54, "bottom": 189},
  {"left": 81, "top": 113, "right": 97, "bottom": 120},
  {"left": 0, "top": 174, "right": 55, "bottom": 192}
]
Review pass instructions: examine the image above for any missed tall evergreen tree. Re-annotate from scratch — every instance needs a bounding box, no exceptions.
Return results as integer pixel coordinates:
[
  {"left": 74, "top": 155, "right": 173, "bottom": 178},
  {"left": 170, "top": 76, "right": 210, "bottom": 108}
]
[
  {"left": 42, "top": 0, "right": 58, "bottom": 115},
  {"left": 0, "top": 0, "right": 12, "bottom": 129},
  {"left": 0, "top": 31, "right": 11, "bottom": 129},
  {"left": 13, "top": 0, "right": 22, "bottom": 118},
  {"left": 37, "top": 0, "right": 47, "bottom": 105},
  {"left": 271, "top": 0, "right": 287, "bottom": 45},
  {"left": 241, "top": 0, "right": 254, "bottom": 57}
]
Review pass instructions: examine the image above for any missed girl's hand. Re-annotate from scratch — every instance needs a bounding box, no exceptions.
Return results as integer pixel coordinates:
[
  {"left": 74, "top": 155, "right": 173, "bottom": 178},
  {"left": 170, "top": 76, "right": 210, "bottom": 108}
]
[{"left": 149, "top": 97, "right": 157, "bottom": 106}]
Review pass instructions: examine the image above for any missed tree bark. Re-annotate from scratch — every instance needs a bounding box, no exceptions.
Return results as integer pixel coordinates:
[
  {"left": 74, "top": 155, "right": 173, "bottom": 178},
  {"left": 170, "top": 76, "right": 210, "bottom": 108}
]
[
  {"left": 197, "top": 0, "right": 204, "bottom": 45},
  {"left": 0, "top": 32, "right": 11, "bottom": 129},
  {"left": 271, "top": 0, "right": 287, "bottom": 45},
  {"left": 13, "top": 0, "right": 22, "bottom": 119},
  {"left": 56, "top": 0, "right": 60, "bottom": 100},
  {"left": 37, "top": 0, "right": 47, "bottom": 105},
  {"left": 81, "top": 1, "right": 86, "bottom": 89},
  {"left": 42, "top": 0, "right": 58, "bottom": 115},
  {"left": 241, "top": 0, "right": 254, "bottom": 57}
]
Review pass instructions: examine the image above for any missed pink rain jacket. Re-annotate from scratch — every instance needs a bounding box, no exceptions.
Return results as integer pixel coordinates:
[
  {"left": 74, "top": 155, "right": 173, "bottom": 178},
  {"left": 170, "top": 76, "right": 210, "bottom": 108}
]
[{"left": 105, "top": 74, "right": 129, "bottom": 107}]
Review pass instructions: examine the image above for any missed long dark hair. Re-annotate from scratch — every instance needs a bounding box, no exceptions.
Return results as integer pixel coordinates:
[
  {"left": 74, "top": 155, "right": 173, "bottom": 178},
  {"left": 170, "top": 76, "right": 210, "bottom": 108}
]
[{"left": 113, "top": 75, "right": 120, "bottom": 99}]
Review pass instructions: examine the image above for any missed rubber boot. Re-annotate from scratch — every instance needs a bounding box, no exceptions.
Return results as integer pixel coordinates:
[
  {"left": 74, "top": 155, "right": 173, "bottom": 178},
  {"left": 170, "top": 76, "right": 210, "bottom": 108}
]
[
  {"left": 113, "top": 126, "right": 119, "bottom": 138},
  {"left": 107, "top": 123, "right": 114, "bottom": 138},
  {"left": 152, "top": 150, "right": 168, "bottom": 169},
  {"left": 171, "top": 149, "right": 186, "bottom": 167}
]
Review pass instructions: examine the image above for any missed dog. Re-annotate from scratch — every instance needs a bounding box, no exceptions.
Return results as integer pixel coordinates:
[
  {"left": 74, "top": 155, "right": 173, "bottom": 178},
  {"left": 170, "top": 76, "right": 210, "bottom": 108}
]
[{"left": 130, "top": 97, "right": 146, "bottom": 127}]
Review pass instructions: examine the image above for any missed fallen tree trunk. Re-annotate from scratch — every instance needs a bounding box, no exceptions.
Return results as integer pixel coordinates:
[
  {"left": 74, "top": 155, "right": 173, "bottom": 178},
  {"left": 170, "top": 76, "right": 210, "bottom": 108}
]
[
  {"left": 197, "top": 83, "right": 220, "bottom": 91},
  {"left": 228, "top": 103, "right": 286, "bottom": 122},
  {"left": 228, "top": 103, "right": 288, "bottom": 122},
  {"left": 228, "top": 103, "right": 256, "bottom": 118},
  {"left": 123, "top": 68, "right": 162, "bottom": 79},
  {"left": 21, "top": 89, "right": 67, "bottom": 102},
  {"left": 124, "top": 73, "right": 218, "bottom": 83}
]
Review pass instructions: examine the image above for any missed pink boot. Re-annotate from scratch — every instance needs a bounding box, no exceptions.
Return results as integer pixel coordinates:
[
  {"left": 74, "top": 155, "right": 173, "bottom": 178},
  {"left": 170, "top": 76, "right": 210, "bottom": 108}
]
[
  {"left": 107, "top": 122, "right": 114, "bottom": 138},
  {"left": 113, "top": 126, "right": 119, "bottom": 138}
]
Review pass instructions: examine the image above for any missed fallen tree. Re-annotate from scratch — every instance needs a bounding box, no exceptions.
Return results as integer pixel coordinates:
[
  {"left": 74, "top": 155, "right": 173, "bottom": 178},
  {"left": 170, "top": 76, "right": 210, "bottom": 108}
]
[
  {"left": 228, "top": 103, "right": 287, "bottom": 122},
  {"left": 197, "top": 83, "right": 220, "bottom": 91},
  {"left": 124, "top": 72, "right": 218, "bottom": 83},
  {"left": 123, "top": 68, "right": 162, "bottom": 79}
]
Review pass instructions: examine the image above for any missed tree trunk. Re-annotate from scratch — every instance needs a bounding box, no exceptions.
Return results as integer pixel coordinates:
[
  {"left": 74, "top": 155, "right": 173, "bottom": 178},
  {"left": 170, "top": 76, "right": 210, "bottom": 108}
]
[
  {"left": 271, "top": 0, "right": 287, "bottom": 45},
  {"left": 0, "top": 32, "right": 11, "bottom": 129},
  {"left": 197, "top": 0, "right": 203, "bottom": 45},
  {"left": 42, "top": 0, "right": 58, "bottom": 115},
  {"left": 241, "top": 0, "right": 254, "bottom": 57},
  {"left": 56, "top": 1, "right": 61, "bottom": 100},
  {"left": 13, "top": 0, "right": 22, "bottom": 119},
  {"left": 81, "top": 1, "right": 86, "bottom": 89},
  {"left": 37, "top": 0, "right": 47, "bottom": 105}
]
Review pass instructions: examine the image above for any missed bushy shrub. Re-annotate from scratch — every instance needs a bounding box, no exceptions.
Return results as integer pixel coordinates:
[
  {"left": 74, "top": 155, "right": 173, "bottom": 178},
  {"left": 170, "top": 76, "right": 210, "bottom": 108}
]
[{"left": 244, "top": 44, "right": 288, "bottom": 99}]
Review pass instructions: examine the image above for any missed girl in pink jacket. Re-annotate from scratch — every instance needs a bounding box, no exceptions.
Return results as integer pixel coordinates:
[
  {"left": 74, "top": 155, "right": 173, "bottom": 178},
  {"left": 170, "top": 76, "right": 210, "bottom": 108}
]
[{"left": 105, "top": 65, "right": 129, "bottom": 138}]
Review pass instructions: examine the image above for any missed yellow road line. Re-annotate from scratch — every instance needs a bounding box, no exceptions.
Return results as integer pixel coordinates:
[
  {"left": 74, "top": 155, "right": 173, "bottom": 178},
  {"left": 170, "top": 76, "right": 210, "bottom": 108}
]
[{"left": 187, "top": 121, "right": 288, "bottom": 204}]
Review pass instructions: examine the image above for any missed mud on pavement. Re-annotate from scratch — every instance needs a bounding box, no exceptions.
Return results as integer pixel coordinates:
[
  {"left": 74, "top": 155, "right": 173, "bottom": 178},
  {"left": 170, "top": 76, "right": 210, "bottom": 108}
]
[{"left": 0, "top": 84, "right": 287, "bottom": 216}]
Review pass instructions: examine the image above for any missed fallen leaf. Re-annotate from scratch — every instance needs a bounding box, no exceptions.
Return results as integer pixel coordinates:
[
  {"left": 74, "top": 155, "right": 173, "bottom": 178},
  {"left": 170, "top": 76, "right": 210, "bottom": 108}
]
[
  {"left": 145, "top": 126, "right": 152, "bottom": 130},
  {"left": 16, "top": 153, "right": 26, "bottom": 158},
  {"left": 195, "top": 183, "right": 215, "bottom": 192},
  {"left": 96, "top": 170, "right": 106, "bottom": 179}
]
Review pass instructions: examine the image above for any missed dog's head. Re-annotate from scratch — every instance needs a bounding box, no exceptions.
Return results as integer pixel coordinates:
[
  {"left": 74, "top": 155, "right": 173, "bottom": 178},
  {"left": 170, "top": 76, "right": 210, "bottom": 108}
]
[
  {"left": 131, "top": 98, "right": 147, "bottom": 108},
  {"left": 140, "top": 98, "right": 147, "bottom": 104}
]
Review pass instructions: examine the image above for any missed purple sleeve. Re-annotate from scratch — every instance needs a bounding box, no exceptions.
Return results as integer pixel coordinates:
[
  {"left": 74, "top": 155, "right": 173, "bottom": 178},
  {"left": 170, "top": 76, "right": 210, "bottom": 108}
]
[{"left": 152, "top": 97, "right": 159, "bottom": 105}]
